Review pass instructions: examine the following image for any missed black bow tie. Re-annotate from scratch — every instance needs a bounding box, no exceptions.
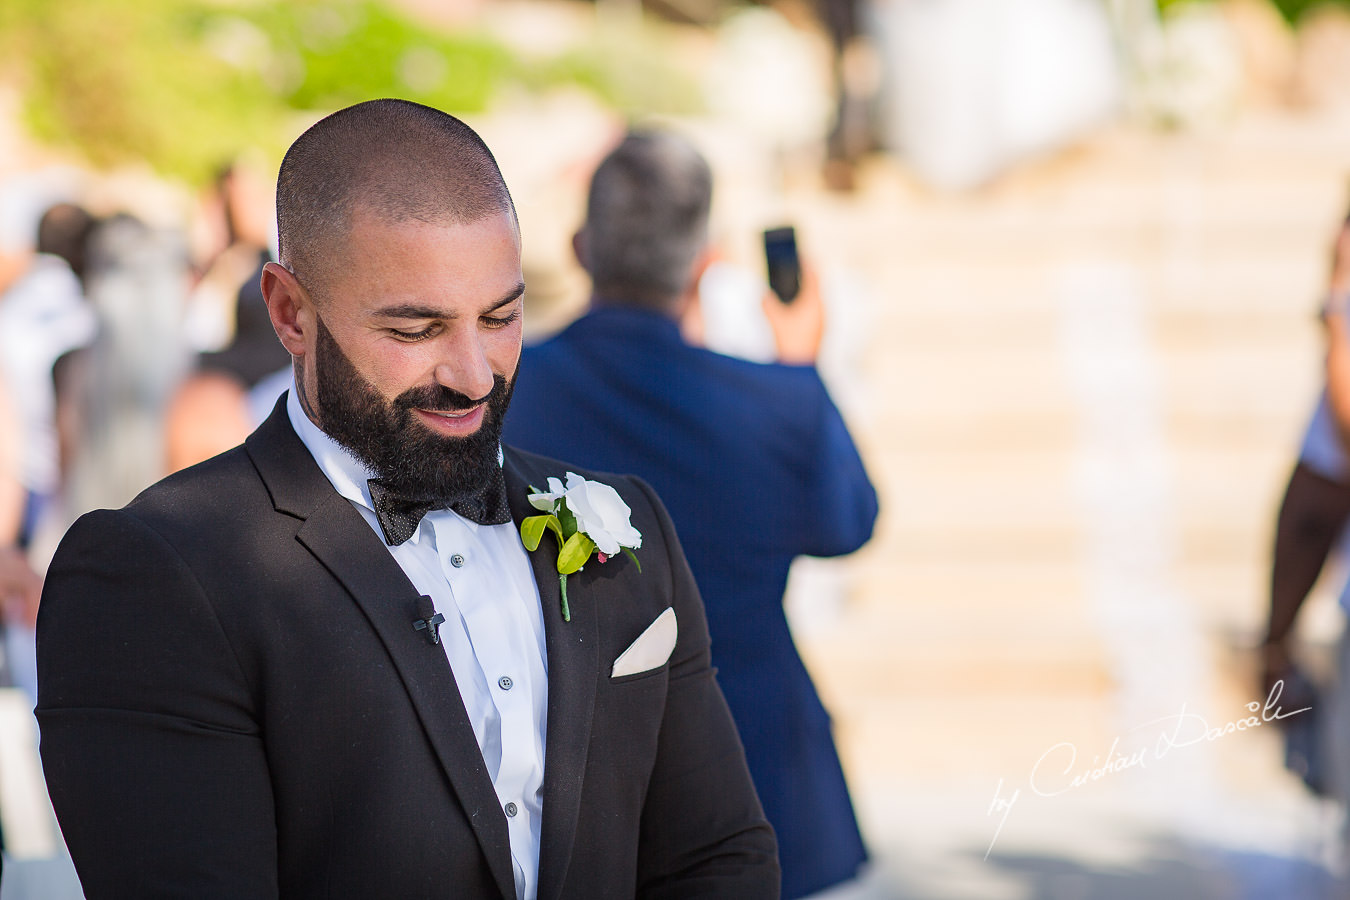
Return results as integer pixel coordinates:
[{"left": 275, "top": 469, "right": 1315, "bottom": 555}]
[{"left": 367, "top": 466, "right": 512, "bottom": 545}]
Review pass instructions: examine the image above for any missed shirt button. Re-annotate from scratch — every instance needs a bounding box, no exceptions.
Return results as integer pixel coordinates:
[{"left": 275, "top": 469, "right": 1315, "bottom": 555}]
[
  {"left": 504, "top": 802, "right": 518, "bottom": 817},
  {"left": 498, "top": 675, "right": 514, "bottom": 691},
  {"left": 450, "top": 553, "right": 465, "bottom": 568}
]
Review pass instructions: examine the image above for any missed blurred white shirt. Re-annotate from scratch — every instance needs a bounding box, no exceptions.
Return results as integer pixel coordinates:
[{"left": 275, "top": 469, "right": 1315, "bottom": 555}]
[{"left": 0, "top": 254, "right": 97, "bottom": 497}]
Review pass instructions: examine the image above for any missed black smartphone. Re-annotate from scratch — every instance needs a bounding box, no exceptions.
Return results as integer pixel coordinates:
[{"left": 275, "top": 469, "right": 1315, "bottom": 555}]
[{"left": 763, "top": 226, "right": 801, "bottom": 304}]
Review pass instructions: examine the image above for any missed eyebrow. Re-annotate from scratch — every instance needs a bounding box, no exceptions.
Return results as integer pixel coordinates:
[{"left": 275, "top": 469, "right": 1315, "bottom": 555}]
[{"left": 370, "top": 282, "right": 526, "bottom": 321}]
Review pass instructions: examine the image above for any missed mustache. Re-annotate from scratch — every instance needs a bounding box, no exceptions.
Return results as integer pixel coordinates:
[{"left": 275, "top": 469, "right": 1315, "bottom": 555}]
[{"left": 394, "top": 374, "right": 509, "bottom": 413}]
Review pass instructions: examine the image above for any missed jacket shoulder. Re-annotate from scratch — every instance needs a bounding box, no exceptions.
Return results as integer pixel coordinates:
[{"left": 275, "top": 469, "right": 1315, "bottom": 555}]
[
  {"left": 133, "top": 442, "right": 257, "bottom": 500},
  {"left": 104, "top": 445, "right": 270, "bottom": 541}
]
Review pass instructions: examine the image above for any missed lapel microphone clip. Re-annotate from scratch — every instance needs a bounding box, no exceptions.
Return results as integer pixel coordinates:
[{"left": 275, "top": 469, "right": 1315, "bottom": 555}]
[{"left": 413, "top": 595, "right": 445, "bottom": 646}]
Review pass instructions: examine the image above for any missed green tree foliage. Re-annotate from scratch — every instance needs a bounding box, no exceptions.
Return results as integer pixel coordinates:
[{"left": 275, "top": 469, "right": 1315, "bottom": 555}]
[
  {"left": 0, "top": 0, "right": 698, "bottom": 185},
  {"left": 1157, "top": 0, "right": 1350, "bottom": 24},
  {"left": 0, "top": 0, "right": 285, "bottom": 182},
  {"left": 1269, "top": 0, "right": 1350, "bottom": 20}
]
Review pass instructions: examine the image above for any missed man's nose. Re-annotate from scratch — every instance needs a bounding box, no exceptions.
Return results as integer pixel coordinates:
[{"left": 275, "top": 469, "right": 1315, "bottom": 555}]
[{"left": 431, "top": 328, "right": 495, "bottom": 402}]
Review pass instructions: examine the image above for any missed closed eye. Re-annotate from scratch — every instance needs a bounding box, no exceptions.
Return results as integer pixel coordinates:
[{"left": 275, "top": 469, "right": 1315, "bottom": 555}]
[
  {"left": 389, "top": 325, "right": 439, "bottom": 342},
  {"left": 481, "top": 308, "right": 521, "bottom": 329}
]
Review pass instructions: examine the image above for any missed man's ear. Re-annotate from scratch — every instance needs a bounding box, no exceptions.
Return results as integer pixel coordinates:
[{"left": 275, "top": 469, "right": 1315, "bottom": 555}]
[
  {"left": 678, "top": 245, "right": 718, "bottom": 311},
  {"left": 572, "top": 229, "right": 589, "bottom": 271},
  {"left": 688, "top": 245, "right": 717, "bottom": 292},
  {"left": 260, "top": 261, "right": 310, "bottom": 357}
]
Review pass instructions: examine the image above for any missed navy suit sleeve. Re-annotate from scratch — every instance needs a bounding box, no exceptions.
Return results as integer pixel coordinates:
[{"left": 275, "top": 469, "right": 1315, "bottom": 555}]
[
  {"left": 36, "top": 509, "right": 279, "bottom": 899},
  {"left": 791, "top": 369, "right": 878, "bottom": 558},
  {"left": 628, "top": 477, "right": 781, "bottom": 899}
]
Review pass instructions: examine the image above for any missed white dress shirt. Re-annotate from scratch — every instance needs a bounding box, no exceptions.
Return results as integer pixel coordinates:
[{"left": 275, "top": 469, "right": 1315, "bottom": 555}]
[{"left": 287, "top": 388, "right": 547, "bottom": 900}]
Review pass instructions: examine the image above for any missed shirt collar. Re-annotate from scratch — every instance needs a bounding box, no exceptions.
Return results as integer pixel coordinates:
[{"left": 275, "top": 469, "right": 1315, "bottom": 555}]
[{"left": 286, "top": 381, "right": 377, "bottom": 511}]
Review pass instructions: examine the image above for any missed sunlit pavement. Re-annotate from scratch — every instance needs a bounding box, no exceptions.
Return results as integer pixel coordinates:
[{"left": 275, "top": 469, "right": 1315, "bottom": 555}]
[{"left": 778, "top": 107, "right": 1350, "bottom": 899}]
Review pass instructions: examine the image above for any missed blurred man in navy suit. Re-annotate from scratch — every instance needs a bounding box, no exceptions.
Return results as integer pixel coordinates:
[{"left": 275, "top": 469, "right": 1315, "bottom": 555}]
[{"left": 505, "top": 131, "right": 878, "bottom": 899}]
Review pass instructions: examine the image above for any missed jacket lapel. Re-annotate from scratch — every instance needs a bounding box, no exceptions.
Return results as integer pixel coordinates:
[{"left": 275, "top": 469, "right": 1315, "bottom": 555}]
[
  {"left": 504, "top": 452, "right": 598, "bottom": 900},
  {"left": 246, "top": 397, "right": 517, "bottom": 900}
]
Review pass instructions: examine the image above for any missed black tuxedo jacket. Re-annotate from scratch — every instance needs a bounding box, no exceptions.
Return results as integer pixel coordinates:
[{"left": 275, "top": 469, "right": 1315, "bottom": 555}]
[{"left": 35, "top": 399, "right": 778, "bottom": 899}]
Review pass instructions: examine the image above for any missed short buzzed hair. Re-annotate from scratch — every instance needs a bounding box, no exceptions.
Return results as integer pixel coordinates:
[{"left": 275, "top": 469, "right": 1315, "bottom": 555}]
[
  {"left": 582, "top": 131, "right": 712, "bottom": 312},
  {"left": 276, "top": 99, "right": 515, "bottom": 292}
]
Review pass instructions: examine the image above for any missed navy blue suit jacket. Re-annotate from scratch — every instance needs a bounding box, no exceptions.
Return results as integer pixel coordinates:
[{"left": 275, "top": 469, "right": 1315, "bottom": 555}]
[{"left": 505, "top": 306, "right": 878, "bottom": 899}]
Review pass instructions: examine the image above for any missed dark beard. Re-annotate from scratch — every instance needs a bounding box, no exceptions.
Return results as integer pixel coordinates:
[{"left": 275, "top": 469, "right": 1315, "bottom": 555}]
[{"left": 312, "top": 314, "right": 514, "bottom": 502}]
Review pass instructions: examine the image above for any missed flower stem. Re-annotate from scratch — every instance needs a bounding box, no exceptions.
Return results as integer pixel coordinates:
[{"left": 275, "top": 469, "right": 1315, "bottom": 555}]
[{"left": 559, "top": 573, "right": 571, "bottom": 622}]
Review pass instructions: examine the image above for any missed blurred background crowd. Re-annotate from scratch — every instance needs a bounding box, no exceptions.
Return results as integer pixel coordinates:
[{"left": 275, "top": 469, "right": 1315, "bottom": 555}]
[{"left": 5, "top": 0, "right": 1350, "bottom": 897}]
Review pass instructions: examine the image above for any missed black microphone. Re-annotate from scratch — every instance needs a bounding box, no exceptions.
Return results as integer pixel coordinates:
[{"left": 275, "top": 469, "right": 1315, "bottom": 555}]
[{"left": 412, "top": 595, "right": 446, "bottom": 646}]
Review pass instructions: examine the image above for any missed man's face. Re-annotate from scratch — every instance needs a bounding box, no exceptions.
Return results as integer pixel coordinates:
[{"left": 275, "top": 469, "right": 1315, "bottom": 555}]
[{"left": 297, "top": 206, "right": 525, "bottom": 500}]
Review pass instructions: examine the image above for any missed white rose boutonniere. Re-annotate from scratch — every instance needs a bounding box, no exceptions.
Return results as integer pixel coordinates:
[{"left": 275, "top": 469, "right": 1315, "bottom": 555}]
[{"left": 521, "top": 473, "right": 642, "bottom": 622}]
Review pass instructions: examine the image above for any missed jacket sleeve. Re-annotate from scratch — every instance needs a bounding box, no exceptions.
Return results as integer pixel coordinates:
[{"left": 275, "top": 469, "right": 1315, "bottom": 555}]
[
  {"left": 629, "top": 477, "right": 781, "bottom": 899},
  {"left": 796, "top": 369, "right": 878, "bottom": 558},
  {"left": 36, "top": 508, "right": 279, "bottom": 899}
]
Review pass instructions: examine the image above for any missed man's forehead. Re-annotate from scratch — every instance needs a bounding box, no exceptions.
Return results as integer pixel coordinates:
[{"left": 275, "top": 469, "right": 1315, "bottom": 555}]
[
  {"left": 343, "top": 202, "right": 520, "bottom": 245},
  {"left": 306, "top": 205, "right": 522, "bottom": 309}
]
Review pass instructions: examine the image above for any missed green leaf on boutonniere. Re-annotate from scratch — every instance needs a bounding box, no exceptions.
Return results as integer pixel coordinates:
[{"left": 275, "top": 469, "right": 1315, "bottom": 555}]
[
  {"left": 556, "top": 503, "right": 578, "bottom": 538},
  {"left": 557, "top": 532, "right": 596, "bottom": 575},
  {"left": 520, "top": 514, "right": 564, "bottom": 552},
  {"left": 623, "top": 546, "right": 642, "bottom": 573},
  {"left": 522, "top": 472, "right": 644, "bottom": 624}
]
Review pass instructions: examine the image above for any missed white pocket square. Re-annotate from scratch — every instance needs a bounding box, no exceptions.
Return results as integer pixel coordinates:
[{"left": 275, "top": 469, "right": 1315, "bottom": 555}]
[{"left": 611, "top": 607, "right": 678, "bottom": 678}]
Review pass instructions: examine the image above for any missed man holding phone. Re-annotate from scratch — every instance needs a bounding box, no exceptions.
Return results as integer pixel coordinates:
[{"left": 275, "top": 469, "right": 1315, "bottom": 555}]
[{"left": 505, "top": 131, "right": 878, "bottom": 900}]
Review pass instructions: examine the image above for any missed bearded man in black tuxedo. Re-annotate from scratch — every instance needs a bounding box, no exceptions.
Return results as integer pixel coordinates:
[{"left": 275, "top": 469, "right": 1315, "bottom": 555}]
[{"left": 35, "top": 99, "right": 778, "bottom": 900}]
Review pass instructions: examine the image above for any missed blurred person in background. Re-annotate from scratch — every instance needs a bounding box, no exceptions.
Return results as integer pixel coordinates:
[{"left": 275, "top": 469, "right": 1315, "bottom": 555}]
[
  {"left": 817, "top": 0, "right": 878, "bottom": 192},
  {"left": 1, "top": 373, "right": 41, "bottom": 643},
  {"left": 0, "top": 207, "right": 94, "bottom": 900},
  {"left": 52, "top": 211, "right": 192, "bottom": 526},
  {"left": 167, "top": 159, "right": 289, "bottom": 472},
  {"left": 1263, "top": 211, "right": 1350, "bottom": 693},
  {"left": 1263, "top": 209, "right": 1350, "bottom": 820},
  {"left": 504, "top": 130, "right": 879, "bottom": 900},
  {"left": 183, "top": 160, "right": 276, "bottom": 353},
  {"left": 164, "top": 277, "right": 293, "bottom": 471},
  {"left": 0, "top": 202, "right": 98, "bottom": 704},
  {"left": 0, "top": 203, "right": 98, "bottom": 550},
  {"left": 1, "top": 371, "right": 25, "bottom": 545},
  {"left": 0, "top": 245, "right": 84, "bottom": 900}
]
